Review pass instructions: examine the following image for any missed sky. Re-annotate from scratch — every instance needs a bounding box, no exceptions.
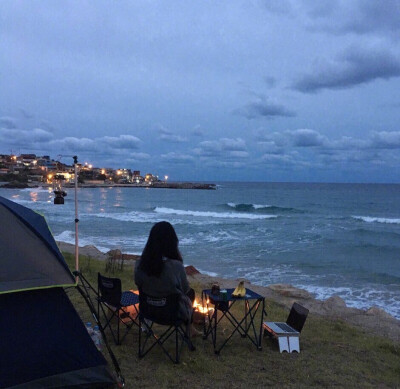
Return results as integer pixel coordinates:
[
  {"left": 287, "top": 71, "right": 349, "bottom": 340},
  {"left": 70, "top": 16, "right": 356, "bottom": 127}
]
[{"left": 1, "top": 0, "right": 400, "bottom": 183}]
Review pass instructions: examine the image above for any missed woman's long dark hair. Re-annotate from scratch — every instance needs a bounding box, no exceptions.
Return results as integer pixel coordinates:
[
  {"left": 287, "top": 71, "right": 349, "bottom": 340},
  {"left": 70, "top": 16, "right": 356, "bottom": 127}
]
[{"left": 139, "top": 221, "right": 183, "bottom": 276}]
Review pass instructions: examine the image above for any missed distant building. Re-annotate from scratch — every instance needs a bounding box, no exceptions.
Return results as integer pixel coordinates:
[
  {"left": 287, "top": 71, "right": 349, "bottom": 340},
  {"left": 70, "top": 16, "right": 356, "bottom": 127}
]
[
  {"left": 132, "top": 170, "right": 144, "bottom": 184},
  {"left": 145, "top": 173, "right": 158, "bottom": 183},
  {"left": 116, "top": 168, "right": 132, "bottom": 182},
  {"left": 20, "top": 154, "right": 36, "bottom": 166}
]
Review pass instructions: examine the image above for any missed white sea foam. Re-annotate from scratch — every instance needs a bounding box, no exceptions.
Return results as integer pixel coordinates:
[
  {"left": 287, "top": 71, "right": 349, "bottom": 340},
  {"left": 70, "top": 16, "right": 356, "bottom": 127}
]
[
  {"left": 296, "top": 284, "right": 400, "bottom": 319},
  {"left": 87, "top": 211, "right": 157, "bottom": 223},
  {"left": 154, "top": 207, "right": 277, "bottom": 220},
  {"left": 198, "top": 230, "right": 241, "bottom": 243},
  {"left": 53, "top": 230, "right": 111, "bottom": 253},
  {"left": 180, "top": 237, "right": 196, "bottom": 245},
  {"left": 85, "top": 211, "right": 221, "bottom": 226},
  {"left": 195, "top": 268, "right": 218, "bottom": 277},
  {"left": 20, "top": 187, "right": 52, "bottom": 193},
  {"left": 253, "top": 204, "right": 271, "bottom": 209},
  {"left": 353, "top": 216, "right": 400, "bottom": 224}
]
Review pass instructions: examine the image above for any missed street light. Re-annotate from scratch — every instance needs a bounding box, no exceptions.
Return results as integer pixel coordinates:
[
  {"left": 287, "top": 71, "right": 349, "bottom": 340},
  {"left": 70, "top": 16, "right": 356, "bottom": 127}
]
[
  {"left": 53, "top": 155, "right": 80, "bottom": 280},
  {"left": 164, "top": 175, "right": 168, "bottom": 182}
]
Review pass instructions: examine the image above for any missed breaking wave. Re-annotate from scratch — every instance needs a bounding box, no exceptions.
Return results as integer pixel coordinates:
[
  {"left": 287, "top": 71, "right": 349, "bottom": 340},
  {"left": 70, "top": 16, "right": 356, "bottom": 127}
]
[
  {"left": 154, "top": 207, "right": 277, "bottom": 220},
  {"left": 353, "top": 216, "right": 400, "bottom": 225},
  {"left": 225, "top": 202, "right": 298, "bottom": 213}
]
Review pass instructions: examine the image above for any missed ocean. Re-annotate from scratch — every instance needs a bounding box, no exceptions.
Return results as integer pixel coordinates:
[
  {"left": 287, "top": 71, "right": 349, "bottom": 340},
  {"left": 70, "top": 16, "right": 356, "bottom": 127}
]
[{"left": 1, "top": 182, "right": 399, "bottom": 319}]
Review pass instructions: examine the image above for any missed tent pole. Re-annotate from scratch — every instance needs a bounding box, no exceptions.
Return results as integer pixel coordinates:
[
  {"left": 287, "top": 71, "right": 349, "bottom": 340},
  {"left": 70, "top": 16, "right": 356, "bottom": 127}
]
[{"left": 73, "top": 156, "right": 79, "bottom": 282}]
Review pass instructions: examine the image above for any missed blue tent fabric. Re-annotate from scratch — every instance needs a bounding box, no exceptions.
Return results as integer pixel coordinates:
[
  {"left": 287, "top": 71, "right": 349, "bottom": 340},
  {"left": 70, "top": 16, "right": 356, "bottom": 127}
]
[
  {"left": 0, "top": 288, "right": 115, "bottom": 388},
  {"left": 0, "top": 197, "right": 116, "bottom": 388},
  {"left": 0, "top": 195, "right": 72, "bottom": 278}
]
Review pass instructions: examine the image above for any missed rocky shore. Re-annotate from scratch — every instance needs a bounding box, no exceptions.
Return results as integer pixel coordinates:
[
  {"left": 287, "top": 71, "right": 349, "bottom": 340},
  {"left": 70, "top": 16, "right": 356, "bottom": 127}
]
[{"left": 58, "top": 241, "right": 400, "bottom": 343}]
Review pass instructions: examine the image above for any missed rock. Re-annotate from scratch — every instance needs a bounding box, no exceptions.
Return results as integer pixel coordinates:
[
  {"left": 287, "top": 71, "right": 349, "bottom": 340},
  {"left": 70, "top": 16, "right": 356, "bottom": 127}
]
[
  {"left": 185, "top": 265, "right": 200, "bottom": 276},
  {"left": 365, "top": 306, "right": 397, "bottom": 321},
  {"left": 268, "top": 284, "right": 313, "bottom": 299},
  {"left": 322, "top": 296, "right": 347, "bottom": 312}
]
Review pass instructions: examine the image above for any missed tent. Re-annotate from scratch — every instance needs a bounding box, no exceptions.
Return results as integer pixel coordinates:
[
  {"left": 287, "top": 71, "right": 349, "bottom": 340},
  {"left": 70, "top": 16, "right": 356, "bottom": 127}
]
[{"left": 0, "top": 195, "right": 116, "bottom": 388}]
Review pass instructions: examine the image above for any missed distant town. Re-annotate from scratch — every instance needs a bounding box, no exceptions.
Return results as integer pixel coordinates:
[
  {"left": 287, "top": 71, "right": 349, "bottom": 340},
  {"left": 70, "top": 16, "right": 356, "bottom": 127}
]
[{"left": 0, "top": 153, "right": 216, "bottom": 190}]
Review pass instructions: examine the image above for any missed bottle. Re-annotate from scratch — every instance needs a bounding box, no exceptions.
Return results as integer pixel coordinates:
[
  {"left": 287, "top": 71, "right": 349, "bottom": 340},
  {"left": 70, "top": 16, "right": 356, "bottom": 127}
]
[{"left": 93, "top": 325, "right": 102, "bottom": 351}]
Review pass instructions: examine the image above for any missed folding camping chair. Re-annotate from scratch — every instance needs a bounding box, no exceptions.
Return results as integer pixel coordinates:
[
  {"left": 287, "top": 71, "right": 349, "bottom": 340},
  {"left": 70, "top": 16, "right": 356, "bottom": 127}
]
[
  {"left": 138, "top": 289, "right": 195, "bottom": 364},
  {"left": 97, "top": 272, "right": 140, "bottom": 345}
]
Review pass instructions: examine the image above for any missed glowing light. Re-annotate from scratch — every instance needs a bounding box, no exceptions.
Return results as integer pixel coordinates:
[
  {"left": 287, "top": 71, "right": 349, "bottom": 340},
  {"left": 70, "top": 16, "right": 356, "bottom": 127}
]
[
  {"left": 193, "top": 299, "right": 213, "bottom": 314},
  {"left": 164, "top": 175, "right": 168, "bottom": 181}
]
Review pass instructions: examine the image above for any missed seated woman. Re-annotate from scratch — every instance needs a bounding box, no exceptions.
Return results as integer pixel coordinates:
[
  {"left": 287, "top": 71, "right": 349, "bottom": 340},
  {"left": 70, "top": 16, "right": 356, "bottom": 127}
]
[{"left": 134, "top": 221, "right": 195, "bottom": 335}]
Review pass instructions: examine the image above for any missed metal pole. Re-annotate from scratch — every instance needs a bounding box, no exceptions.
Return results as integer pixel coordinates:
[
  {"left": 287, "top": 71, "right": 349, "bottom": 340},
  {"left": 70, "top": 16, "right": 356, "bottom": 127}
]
[{"left": 73, "top": 156, "right": 79, "bottom": 281}]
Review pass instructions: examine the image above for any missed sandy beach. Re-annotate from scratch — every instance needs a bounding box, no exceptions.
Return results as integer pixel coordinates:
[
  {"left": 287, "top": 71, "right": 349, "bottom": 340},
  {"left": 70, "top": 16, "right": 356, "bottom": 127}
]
[{"left": 58, "top": 241, "right": 400, "bottom": 343}]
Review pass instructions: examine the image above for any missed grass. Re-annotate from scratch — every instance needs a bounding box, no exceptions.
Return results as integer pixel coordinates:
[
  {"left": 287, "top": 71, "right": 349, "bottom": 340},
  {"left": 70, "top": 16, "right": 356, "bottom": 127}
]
[{"left": 64, "top": 253, "right": 400, "bottom": 388}]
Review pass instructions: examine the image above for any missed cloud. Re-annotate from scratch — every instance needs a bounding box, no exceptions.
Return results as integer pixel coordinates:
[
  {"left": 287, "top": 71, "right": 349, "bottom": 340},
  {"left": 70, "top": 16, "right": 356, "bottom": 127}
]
[
  {"left": 264, "top": 76, "right": 277, "bottom": 88},
  {"left": 31, "top": 128, "right": 54, "bottom": 142},
  {"left": 293, "top": 46, "right": 400, "bottom": 93},
  {"left": 157, "top": 125, "right": 188, "bottom": 143},
  {"left": 49, "top": 134, "right": 143, "bottom": 153},
  {"left": 127, "top": 152, "right": 150, "bottom": 161},
  {"left": 0, "top": 117, "right": 17, "bottom": 129},
  {"left": 258, "top": 141, "right": 283, "bottom": 154},
  {"left": 0, "top": 127, "right": 53, "bottom": 145},
  {"left": 257, "top": 129, "right": 327, "bottom": 148},
  {"left": 49, "top": 137, "right": 97, "bottom": 152},
  {"left": 18, "top": 108, "right": 34, "bottom": 119},
  {"left": 191, "top": 125, "right": 205, "bottom": 137},
  {"left": 195, "top": 137, "right": 247, "bottom": 157},
  {"left": 303, "top": 0, "right": 400, "bottom": 37},
  {"left": 236, "top": 96, "right": 296, "bottom": 119},
  {"left": 229, "top": 151, "right": 249, "bottom": 158},
  {"left": 100, "top": 135, "right": 141, "bottom": 149},
  {"left": 161, "top": 152, "right": 195, "bottom": 163},
  {"left": 370, "top": 131, "right": 400, "bottom": 149},
  {"left": 289, "top": 129, "right": 327, "bottom": 147}
]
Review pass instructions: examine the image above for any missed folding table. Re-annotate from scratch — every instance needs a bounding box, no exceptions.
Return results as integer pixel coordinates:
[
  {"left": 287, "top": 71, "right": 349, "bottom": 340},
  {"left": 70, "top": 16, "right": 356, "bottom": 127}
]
[{"left": 201, "top": 288, "right": 267, "bottom": 354}]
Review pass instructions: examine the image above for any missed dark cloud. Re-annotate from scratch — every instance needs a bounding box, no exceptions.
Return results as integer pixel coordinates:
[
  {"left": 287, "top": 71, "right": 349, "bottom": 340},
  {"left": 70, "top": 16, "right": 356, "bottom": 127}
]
[
  {"left": 257, "top": 129, "right": 327, "bottom": 148},
  {"left": 264, "top": 76, "right": 277, "bottom": 88},
  {"left": 0, "top": 117, "right": 17, "bottom": 129},
  {"left": 236, "top": 96, "right": 296, "bottom": 119},
  {"left": 263, "top": 0, "right": 293, "bottom": 15},
  {"left": 370, "top": 131, "right": 400, "bottom": 149},
  {"left": 18, "top": 108, "right": 34, "bottom": 119},
  {"left": 0, "top": 127, "right": 53, "bottom": 145},
  {"left": 289, "top": 129, "right": 327, "bottom": 147},
  {"left": 304, "top": 0, "right": 400, "bottom": 37},
  {"left": 195, "top": 137, "right": 247, "bottom": 156},
  {"left": 100, "top": 135, "right": 141, "bottom": 149},
  {"left": 293, "top": 46, "right": 400, "bottom": 93}
]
